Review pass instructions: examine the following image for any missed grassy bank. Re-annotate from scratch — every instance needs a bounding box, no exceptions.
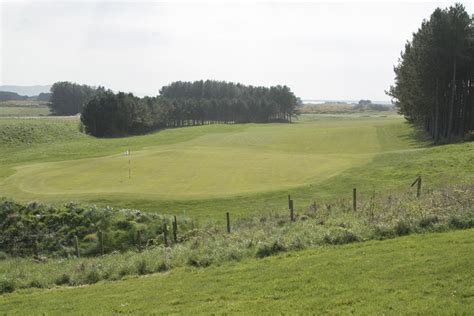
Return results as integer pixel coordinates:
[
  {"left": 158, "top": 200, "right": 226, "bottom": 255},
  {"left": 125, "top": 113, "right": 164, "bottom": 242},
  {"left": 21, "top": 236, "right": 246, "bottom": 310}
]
[
  {"left": 1, "top": 229, "right": 473, "bottom": 314},
  {"left": 0, "top": 184, "right": 472, "bottom": 293}
]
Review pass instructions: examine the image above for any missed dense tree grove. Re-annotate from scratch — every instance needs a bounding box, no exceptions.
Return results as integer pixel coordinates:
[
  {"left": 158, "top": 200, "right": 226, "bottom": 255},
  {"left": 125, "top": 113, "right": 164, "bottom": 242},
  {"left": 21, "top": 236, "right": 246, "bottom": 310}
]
[
  {"left": 388, "top": 4, "right": 474, "bottom": 143},
  {"left": 81, "top": 80, "right": 300, "bottom": 137},
  {"left": 159, "top": 80, "right": 299, "bottom": 124},
  {"left": 49, "top": 82, "right": 98, "bottom": 115},
  {"left": 81, "top": 91, "right": 154, "bottom": 137}
]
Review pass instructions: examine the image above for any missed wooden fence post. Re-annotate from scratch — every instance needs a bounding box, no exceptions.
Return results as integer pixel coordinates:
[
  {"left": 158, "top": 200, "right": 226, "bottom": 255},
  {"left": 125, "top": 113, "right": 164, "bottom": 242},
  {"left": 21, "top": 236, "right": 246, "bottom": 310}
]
[
  {"left": 353, "top": 188, "right": 357, "bottom": 212},
  {"left": 32, "top": 237, "right": 38, "bottom": 257},
  {"left": 172, "top": 216, "right": 178, "bottom": 243},
  {"left": 410, "top": 176, "right": 422, "bottom": 198},
  {"left": 98, "top": 230, "right": 104, "bottom": 256},
  {"left": 74, "top": 235, "right": 80, "bottom": 258},
  {"left": 289, "top": 199, "right": 295, "bottom": 221},
  {"left": 226, "top": 212, "right": 231, "bottom": 233},
  {"left": 417, "top": 177, "right": 422, "bottom": 198},
  {"left": 163, "top": 222, "right": 168, "bottom": 247}
]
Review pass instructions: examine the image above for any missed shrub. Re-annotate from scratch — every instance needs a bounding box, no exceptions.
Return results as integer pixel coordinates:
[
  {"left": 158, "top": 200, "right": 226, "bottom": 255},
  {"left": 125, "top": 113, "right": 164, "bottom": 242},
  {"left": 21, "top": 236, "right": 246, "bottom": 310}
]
[
  {"left": 256, "top": 240, "right": 286, "bottom": 258},
  {"left": 448, "top": 215, "right": 474, "bottom": 229},
  {"left": 323, "top": 228, "right": 359, "bottom": 245},
  {"left": 289, "top": 234, "right": 306, "bottom": 250},
  {"left": 0, "top": 278, "right": 16, "bottom": 294},
  {"left": 0, "top": 251, "right": 9, "bottom": 261},
  {"left": 371, "top": 225, "right": 396, "bottom": 240},
  {"left": 418, "top": 216, "right": 439, "bottom": 229},
  {"left": 137, "top": 260, "right": 150, "bottom": 275},
  {"left": 188, "top": 254, "right": 212, "bottom": 267},
  {"left": 85, "top": 269, "right": 101, "bottom": 284},
  {"left": 395, "top": 221, "right": 411, "bottom": 236},
  {"left": 55, "top": 274, "right": 71, "bottom": 286},
  {"left": 157, "top": 261, "right": 170, "bottom": 272},
  {"left": 0, "top": 199, "right": 185, "bottom": 257},
  {"left": 29, "top": 280, "right": 45, "bottom": 288}
]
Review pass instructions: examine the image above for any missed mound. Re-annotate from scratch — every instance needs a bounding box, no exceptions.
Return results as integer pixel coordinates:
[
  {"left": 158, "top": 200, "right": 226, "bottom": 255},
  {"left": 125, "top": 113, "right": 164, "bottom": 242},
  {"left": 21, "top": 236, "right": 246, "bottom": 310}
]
[{"left": 0, "top": 119, "right": 85, "bottom": 146}]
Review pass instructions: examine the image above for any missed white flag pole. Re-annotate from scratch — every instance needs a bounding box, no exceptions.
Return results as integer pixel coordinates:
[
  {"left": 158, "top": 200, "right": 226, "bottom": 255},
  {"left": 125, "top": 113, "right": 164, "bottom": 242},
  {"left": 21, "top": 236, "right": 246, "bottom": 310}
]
[{"left": 128, "top": 149, "right": 131, "bottom": 179}]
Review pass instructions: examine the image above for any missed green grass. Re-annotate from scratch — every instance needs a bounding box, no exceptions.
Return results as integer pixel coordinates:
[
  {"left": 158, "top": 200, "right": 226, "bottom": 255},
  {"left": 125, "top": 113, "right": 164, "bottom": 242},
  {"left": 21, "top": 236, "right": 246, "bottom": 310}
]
[
  {"left": 0, "top": 114, "right": 472, "bottom": 221},
  {"left": 1, "top": 183, "right": 472, "bottom": 293},
  {"left": 1, "top": 229, "right": 472, "bottom": 314},
  {"left": 0, "top": 101, "right": 51, "bottom": 117}
]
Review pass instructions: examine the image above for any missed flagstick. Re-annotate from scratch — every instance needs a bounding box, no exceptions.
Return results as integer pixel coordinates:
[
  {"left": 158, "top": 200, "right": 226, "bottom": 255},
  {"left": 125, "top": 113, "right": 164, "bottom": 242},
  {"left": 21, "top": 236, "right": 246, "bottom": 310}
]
[{"left": 128, "top": 149, "right": 131, "bottom": 179}]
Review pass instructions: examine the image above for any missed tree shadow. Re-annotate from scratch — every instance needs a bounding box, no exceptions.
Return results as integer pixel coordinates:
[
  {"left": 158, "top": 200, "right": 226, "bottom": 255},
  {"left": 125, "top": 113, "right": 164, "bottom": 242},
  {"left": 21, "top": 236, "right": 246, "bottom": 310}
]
[{"left": 396, "top": 122, "right": 433, "bottom": 148}]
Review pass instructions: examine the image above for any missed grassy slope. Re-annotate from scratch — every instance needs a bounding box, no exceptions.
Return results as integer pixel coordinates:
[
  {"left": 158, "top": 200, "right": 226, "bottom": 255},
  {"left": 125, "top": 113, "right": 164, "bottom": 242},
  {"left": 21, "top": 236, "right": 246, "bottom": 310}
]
[
  {"left": 1, "top": 114, "right": 473, "bottom": 221},
  {"left": 1, "top": 229, "right": 473, "bottom": 314}
]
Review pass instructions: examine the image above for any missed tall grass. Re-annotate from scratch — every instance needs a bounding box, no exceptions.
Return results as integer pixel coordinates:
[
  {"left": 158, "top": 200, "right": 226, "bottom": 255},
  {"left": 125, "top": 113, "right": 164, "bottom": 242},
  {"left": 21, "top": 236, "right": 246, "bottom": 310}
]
[{"left": 0, "top": 184, "right": 472, "bottom": 293}]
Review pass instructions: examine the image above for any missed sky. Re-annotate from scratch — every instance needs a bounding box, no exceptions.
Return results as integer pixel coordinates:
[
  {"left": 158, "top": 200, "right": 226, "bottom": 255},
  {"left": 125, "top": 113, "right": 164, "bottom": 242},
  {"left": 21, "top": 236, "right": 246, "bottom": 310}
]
[{"left": 1, "top": 0, "right": 472, "bottom": 100}]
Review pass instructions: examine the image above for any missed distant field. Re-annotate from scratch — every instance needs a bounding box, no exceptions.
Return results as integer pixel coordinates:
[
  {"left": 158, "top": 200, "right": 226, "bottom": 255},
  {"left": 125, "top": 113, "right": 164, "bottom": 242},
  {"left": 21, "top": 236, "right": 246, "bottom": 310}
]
[
  {"left": 0, "top": 113, "right": 473, "bottom": 220},
  {"left": 0, "top": 100, "right": 50, "bottom": 117},
  {"left": 300, "top": 103, "right": 355, "bottom": 114},
  {"left": 1, "top": 229, "right": 472, "bottom": 314},
  {"left": 300, "top": 103, "right": 394, "bottom": 114}
]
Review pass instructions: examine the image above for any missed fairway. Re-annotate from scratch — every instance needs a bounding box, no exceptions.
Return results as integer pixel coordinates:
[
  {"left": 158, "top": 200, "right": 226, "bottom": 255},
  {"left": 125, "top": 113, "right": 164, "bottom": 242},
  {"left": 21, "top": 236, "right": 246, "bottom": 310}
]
[
  {"left": 2, "top": 113, "right": 472, "bottom": 220},
  {"left": 1, "top": 114, "right": 413, "bottom": 200}
]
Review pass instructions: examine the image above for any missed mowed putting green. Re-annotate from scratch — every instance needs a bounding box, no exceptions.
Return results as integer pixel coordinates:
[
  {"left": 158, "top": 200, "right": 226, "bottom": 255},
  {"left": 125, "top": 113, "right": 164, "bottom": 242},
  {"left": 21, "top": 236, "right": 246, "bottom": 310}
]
[{"left": 0, "top": 114, "right": 413, "bottom": 201}]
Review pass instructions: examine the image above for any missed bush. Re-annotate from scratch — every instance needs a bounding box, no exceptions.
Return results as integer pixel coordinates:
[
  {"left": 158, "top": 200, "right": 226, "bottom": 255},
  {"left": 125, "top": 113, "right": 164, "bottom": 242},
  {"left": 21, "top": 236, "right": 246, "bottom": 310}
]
[
  {"left": 55, "top": 274, "right": 71, "bottom": 286},
  {"left": 0, "top": 200, "right": 182, "bottom": 257},
  {"left": 256, "top": 240, "right": 286, "bottom": 258},
  {"left": 0, "top": 278, "right": 16, "bottom": 294},
  {"left": 323, "top": 228, "right": 359, "bottom": 245},
  {"left": 29, "top": 280, "right": 45, "bottom": 288},
  {"left": 0, "top": 251, "right": 9, "bottom": 261},
  {"left": 85, "top": 269, "right": 101, "bottom": 284},
  {"left": 157, "top": 261, "right": 170, "bottom": 272},
  {"left": 418, "top": 216, "right": 439, "bottom": 229},
  {"left": 371, "top": 225, "right": 396, "bottom": 240},
  {"left": 395, "top": 221, "right": 411, "bottom": 236},
  {"left": 188, "top": 254, "right": 212, "bottom": 267},
  {"left": 137, "top": 260, "right": 150, "bottom": 275},
  {"left": 448, "top": 215, "right": 474, "bottom": 229}
]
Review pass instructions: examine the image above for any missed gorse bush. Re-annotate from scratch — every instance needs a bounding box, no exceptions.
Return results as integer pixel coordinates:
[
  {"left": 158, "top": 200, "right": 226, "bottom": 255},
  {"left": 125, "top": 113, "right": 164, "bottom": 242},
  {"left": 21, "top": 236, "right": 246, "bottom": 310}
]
[
  {"left": 0, "top": 184, "right": 472, "bottom": 293},
  {"left": 0, "top": 199, "right": 192, "bottom": 257}
]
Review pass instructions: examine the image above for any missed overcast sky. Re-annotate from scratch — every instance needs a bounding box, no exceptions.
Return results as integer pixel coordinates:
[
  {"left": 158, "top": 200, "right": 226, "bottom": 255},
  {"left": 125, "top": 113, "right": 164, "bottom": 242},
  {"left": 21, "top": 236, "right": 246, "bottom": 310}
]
[{"left": 1, "top": 0, "right": 472, "bottom": 100}]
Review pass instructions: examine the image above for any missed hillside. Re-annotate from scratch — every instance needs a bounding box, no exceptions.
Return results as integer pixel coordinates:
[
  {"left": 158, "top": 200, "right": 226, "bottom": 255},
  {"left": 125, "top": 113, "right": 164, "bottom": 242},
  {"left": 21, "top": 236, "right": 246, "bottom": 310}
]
[{"left": 1, "top": 229, "right": 472, "bottom": 314}]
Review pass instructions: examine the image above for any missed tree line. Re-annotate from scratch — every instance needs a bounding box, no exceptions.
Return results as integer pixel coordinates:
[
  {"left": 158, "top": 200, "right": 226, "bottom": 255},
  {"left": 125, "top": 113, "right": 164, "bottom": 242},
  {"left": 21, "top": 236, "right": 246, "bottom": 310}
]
[
  {"left": 49, "top": 81, "right": 98, "bottom": 115},
  {"left": 388, "top": 3, "right": 474, "bottom": 143},
  {"left": 0, "top": 91, "right": 51, "bottom": 102},
  {"left": 80, "top": 80, "right": 300, "bottom": 137}
]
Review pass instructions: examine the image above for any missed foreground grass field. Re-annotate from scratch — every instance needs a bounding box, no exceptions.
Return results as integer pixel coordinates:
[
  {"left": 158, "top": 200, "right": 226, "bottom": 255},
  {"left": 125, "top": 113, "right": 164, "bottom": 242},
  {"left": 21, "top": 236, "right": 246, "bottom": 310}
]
[
  {"left": 1, "top": 229, "right": 473, "bottom": 314},
  {"left": 0, "top": 113, "right": 473, "bottom": 220}
]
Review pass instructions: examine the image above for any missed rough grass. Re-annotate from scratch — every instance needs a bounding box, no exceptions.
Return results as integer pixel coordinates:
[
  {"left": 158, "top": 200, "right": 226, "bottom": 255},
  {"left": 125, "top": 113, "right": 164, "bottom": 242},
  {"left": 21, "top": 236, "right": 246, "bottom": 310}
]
[
  {"left": 1, "top": 229, "right": 473, "bottom": 314},
  {"left": 0, "top": 119, "right": 83, "bottom": 146},
  {"left": 0, "top": 184, "right": 471, "bottom": 293}
]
